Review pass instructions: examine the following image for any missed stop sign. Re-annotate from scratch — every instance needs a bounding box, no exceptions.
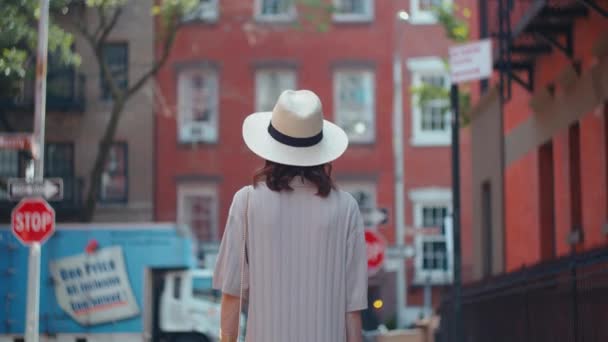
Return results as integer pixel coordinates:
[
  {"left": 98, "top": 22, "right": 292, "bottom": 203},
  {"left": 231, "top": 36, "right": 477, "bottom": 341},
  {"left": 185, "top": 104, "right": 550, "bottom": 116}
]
[
  {"left": 365, "top": 229, "right": 386, "bottom": 276},
  {"left": 12, "top": 197, "right": 55, "bottom": 245}
]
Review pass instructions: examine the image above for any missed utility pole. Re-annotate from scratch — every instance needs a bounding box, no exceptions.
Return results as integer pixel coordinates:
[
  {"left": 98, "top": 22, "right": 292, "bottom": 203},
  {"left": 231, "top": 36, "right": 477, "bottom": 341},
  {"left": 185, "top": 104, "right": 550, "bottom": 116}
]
[
  {"left": 393, "top": 9, "right": 410, "bottom": 328},
  {"left": 25, "top": 0, "right": 50, "bottom": 341}
]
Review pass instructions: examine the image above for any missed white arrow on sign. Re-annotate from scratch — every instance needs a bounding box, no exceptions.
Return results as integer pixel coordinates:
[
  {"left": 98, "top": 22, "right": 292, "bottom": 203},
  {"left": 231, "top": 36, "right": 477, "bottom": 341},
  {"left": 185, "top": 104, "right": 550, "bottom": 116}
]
[
  {"left": 361, "top": 208, "right": 389, "bottom": 226},
  {"left": 7, "top": 178, "right": 63, "bottom": 201}
]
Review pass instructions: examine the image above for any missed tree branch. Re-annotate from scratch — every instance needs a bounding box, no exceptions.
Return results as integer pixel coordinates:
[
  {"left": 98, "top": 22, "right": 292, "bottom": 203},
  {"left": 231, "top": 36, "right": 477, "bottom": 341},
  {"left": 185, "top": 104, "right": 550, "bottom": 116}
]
[
  {"left": 97, "top": 7, "right": 123, "bottom": 47},
  {"left": 92, "top": 6, "right": 108, "bottom": 41},
  {"left": 126, "top": 17, "right": 179, "bottom": 98},
  {"left": 84, "top": 6, "right": 125, "bottom": 103}
]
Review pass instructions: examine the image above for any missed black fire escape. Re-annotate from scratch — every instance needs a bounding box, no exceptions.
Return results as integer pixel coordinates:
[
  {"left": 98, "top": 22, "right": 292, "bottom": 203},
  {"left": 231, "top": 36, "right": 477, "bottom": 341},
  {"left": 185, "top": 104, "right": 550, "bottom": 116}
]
[{"left": 489, "top": 0, "right": 608, "bottom": 102}]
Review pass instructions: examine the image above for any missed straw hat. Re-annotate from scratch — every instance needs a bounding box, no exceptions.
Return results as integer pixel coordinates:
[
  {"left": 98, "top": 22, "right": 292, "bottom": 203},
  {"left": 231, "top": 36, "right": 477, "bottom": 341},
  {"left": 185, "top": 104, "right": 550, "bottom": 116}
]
[{"left": 242, "top": 90, "right": 348, "bottom": 167}]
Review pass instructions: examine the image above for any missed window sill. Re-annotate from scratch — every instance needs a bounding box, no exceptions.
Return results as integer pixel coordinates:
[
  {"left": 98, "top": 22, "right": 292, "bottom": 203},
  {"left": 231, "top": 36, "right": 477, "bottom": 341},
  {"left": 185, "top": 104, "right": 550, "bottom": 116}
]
[
  {"left": 347, "top": 138, "right": 376, "bottom": 146},
  {"left": 411, "top": 135, "right": 450, "bottom": 147},
  {"left": 332, "top": 14, "right": 374, "bottom": 23},
  {"left": 409, "top": 13, "right": 438, "bottom": 25},
  {"left": 254, "top": 14, "right": 297, "bottom": 24},
  {"left": 413, "top": 272, "right": 453, "bottom": 285},
  {"left": 177, "top": 139, "right": 219, "bottom": 147}
]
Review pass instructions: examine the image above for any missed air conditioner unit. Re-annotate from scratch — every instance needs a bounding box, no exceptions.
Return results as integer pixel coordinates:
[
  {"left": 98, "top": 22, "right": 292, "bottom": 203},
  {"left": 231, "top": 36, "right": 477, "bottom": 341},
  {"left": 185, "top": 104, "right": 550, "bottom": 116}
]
[{"left": 180, "top": 122, "right": 216, "bottom": 143}]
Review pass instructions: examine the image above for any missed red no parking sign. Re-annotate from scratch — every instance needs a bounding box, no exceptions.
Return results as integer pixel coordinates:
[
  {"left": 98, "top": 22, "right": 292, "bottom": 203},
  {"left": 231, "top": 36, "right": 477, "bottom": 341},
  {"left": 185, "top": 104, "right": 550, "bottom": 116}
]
[{"left": 365, "top": 229, "right": 386, "bottom": 276}]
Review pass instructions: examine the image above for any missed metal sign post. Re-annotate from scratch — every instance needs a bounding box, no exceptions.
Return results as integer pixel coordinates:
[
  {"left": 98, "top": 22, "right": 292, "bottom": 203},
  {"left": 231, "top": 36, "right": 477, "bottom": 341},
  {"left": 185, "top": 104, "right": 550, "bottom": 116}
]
[
  {"left": 450, "top": 83, "right": 463, "bottom": 342},
  {"left": 25, "top": 0, "right": 50, "bottom": 341},
  {"left": 448, "top": 39, "right": 493, "bottom": 342}
]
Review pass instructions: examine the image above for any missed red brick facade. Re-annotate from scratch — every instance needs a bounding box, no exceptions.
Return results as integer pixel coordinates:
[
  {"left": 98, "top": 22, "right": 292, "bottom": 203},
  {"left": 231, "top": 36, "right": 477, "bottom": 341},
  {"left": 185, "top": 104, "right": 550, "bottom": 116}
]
[
  {"left": 501, "top": 13, "right": 608, "bottom": 271},
  {"left": 155, "top": 0, "right": 476, "bottom": 324}
]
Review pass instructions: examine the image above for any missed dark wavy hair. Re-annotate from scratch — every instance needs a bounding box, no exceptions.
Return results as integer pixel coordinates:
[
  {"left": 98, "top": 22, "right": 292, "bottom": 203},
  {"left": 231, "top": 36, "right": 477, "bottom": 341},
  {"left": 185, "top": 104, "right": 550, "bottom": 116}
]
[{"left": 253, "top": 160, "right": 336, "bottom": 197}]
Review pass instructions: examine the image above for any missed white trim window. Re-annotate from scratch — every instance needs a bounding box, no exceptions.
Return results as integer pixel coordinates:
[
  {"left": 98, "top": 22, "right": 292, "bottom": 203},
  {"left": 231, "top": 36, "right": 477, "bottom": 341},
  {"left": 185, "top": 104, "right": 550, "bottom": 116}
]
[
  {"left": 255, "top": 0, "right": 296, "bottom": 22},
  {"left": 410, "top": 0, "right": 449, "bottom": 24},
  {"left": 333, "top": 0, "right": 374, "bottom": 22},
  {"left": 334, "top": 69, "right": 375, "bottom": 143},
  {"left": 177, "top": 183, "right": 219, "bottom": 264},
  {"left": 182, "top": 0, "right": 219, "bottom": 23},
  {"left": 407, "top": 57, "right": 451, "bottom": 146},
  {"left": 255, "top": 68, "right": 296, "bottom": 112},
  {"left": 177, "top": 67, "right": 219, "bottom": 143},
  {"left": 410, "top": 188, "right": 453, "bottom": 285}
]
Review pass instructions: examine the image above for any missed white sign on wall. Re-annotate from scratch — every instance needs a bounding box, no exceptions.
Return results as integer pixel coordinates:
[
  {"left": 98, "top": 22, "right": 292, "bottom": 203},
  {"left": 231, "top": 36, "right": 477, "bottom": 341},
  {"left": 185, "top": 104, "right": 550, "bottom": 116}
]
[
  {"left": 449, "top": 39, "right": 493, "bottom": 84},
  {"left": 50, "top": 246, "right": 140, "bottom": 325}
]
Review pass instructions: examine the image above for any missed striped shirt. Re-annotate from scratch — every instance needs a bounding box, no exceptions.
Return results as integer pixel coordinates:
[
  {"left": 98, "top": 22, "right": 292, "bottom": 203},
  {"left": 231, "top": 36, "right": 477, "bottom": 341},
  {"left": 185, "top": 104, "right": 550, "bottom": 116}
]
[{"left": 213, "top": 181, "right": 368, "bottom": 342}]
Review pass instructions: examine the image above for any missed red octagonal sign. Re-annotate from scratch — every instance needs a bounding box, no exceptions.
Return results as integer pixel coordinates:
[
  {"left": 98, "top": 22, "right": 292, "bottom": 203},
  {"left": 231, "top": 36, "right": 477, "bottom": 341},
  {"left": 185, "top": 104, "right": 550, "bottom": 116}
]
[
  {"left": 12, "top": 197, "right": 55, "bottom": 245},
  {"left": 365, "top": 229, "right": 386, "bottom": 277}
]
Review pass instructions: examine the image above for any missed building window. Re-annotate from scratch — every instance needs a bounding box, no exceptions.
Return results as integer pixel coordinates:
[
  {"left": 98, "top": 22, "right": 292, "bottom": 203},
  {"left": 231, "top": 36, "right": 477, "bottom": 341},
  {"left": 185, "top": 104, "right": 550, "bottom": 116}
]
[
  {"left": 568, "top": 123, "right": 583, "bottom": 244},
  {"left": 538, "top": 142, "right": 555, "bottom": 260},
  {"left": 481, "top": 181, "right": 493, "bottom": 277},
  {"left": 410, "top": 0, "right": 449, "bottom": 24},
  {"left": 407, "top": 57, "right": 450, "bottom": 146},
  {"left": 334, "top": 69, "right": 375, "bottom": 143},
  {"left": 333, "top": 0, "right": 374, "bottom": 22},
  {"left": 182, "top": 0, "right": 219, "bottom": 22},
  {"left": 255, "top": 0, "right": 295, "bottom": 21},
  {"left": 101, "top": 43, "right": 128, "bottom": 100},
  {"left": 410, "top": 188, "right": 453, "bottom": 285},
  {"left": 178, "top": 183, "right": 219, "bottom": 264},
  {"left": 99, "top": 142, "right": 128, "bottom": 203},
  {"left": 177, "top": 67, "right": 219, "bottom": 143},
  {"left": 0, "top": 150, "right": 19, "bottom": 200},
  {"left": 45, "top": 143, "right": 74, "bottom": 177},
  {"left": 255, "top": 68, "right": 296, "bottom": 112}
]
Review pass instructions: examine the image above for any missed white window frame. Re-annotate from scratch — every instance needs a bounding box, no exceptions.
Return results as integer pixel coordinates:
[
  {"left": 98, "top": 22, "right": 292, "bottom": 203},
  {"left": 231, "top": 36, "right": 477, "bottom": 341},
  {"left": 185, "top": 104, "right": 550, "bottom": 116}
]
[
  {"left": 181, "top": 0, "right": 219, "bottom": 23},
  {"left": 333, "top": 68, "right": 376, "bottom": 144},
  {"left": 255, "top": 68, "right": 297, "bottom": 112},
  {"left": 407, "top": 57, "right": 451, "bottom": 147},
  {"left": 177, "top": 183, "right": 219, "bottom": 254},
  {"left": 254, "top": 0, "right": 297, "bottom": 22},
  {"left": 332, "top": 0, "right": 374, "bottom": 23},
  {"left": 177, "top": 67, "right": 219, "bottom": 144},
  {"left": 410, "top": 187, "right": 453, "bottom": 285},
  {"left": 410, "top": 0, "right": 451, "bottom": 25}
]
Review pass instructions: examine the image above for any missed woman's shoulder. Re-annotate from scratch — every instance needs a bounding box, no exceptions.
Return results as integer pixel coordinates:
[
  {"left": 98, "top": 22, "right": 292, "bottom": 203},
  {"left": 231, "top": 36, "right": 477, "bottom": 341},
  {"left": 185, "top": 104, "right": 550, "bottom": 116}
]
[
  {"left": 230, "top": 185, "right": 254, "bottom": 207},
  {"left": 332, "top": 188, "right": 359, "bottom": 210}
]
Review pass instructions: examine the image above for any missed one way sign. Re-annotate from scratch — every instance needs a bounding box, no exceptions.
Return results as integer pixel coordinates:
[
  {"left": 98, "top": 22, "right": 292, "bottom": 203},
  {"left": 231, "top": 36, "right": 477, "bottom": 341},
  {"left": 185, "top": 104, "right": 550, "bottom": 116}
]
[
  {"left": 361, "top": 208, "right": 389, "bottom": 227},
  {"left": 7, "top": 178, "right": 63, "bottom": 201}
]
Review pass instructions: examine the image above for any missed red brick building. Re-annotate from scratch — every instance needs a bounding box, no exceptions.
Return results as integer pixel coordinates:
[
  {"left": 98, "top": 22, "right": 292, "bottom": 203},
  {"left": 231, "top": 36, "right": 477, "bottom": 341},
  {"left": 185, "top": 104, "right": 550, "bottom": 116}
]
[
  {"left": 155, "top": 0, "right": 474, "bottom": 327},
  {"left": 468, "top": 0, "right": 608, "bottom": 280},
  {"left": 444, "top": 1, "right": 608, "bottom": 340}
]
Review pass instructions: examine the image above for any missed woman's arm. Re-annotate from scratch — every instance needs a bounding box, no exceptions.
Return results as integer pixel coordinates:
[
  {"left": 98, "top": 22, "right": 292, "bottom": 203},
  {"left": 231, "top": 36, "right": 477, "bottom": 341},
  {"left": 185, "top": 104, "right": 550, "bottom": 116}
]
[
  {"left": 346, "top": 311, "right": 363, "bottom": 342},
  {"left": 220, "top": 293, "right": 241, "bottom": 342}
]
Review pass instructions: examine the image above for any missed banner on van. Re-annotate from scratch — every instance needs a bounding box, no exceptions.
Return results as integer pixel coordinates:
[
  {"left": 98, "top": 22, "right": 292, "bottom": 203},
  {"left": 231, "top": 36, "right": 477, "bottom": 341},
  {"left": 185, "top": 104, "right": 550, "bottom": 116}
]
[{"left": 50, "top": 246, "right": 140, "bottom": 325}]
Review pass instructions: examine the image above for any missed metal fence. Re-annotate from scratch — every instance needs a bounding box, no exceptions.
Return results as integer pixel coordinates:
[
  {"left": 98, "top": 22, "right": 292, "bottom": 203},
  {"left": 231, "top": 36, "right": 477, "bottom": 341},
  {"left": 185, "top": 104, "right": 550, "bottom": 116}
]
[{"left": 438, "top": 247, "right": 608, "bottom": 342}]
